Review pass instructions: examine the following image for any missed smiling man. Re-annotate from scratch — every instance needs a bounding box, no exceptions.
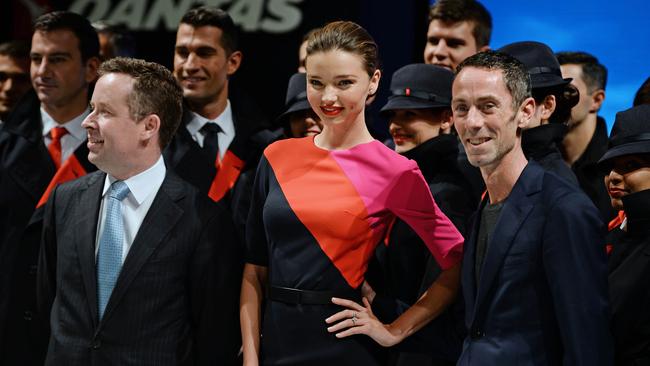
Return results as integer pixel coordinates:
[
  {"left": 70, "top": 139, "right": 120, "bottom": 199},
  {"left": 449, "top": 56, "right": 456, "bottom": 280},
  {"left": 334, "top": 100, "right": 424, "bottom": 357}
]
[
  {"left": 0, "top": 11, "right": 100, "bottom": 365},
  {"left": 423, "top": 0, "right": 491, "bottom": 72},
  {"left": 38, "top": 57, "right": 241, "bottom": 366},
  {"left": 164, "top": 6, "right": 275, "bottom": 240},
  {"left": 452, "top": 51, "right": 612, "bottom": 366}
]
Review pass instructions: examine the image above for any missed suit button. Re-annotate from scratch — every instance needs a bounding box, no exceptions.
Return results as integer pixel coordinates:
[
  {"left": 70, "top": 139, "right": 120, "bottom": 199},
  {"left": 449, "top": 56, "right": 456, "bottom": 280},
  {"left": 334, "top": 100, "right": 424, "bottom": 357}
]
[
  {"left": 23, "top": 311, "right": 33, "bottom": 321},
  {"left": 471, "top": 329, "right": 484, "bottom": 339},
  {"left": 91, "top": 340, "right": 101, "bottom": 350}
]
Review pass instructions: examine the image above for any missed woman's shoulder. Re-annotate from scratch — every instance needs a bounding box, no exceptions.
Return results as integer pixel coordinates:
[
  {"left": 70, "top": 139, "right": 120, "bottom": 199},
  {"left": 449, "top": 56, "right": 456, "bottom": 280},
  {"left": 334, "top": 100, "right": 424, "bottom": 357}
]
[{"left": 263, "top": 136, "right": 315, "bottom": 158}]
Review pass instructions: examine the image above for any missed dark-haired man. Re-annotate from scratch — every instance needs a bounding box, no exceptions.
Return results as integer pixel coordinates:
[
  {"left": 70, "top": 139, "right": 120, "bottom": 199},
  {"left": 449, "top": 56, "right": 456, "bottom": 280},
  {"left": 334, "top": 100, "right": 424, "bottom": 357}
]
[
  {"left": 165, "top": 6, "right": 274, "bottom": 239},
  {"left": 0, "top": 41, "right": 31, "bottom": 124},
  {"left": 0, "top": 11, "right": 99, "bottom": 365},
  {"left": 424, "top": 0, "right": 491, "bottom": 72},
  {"left": 452, "top": 51, "right": 612, "bottom": 365},
  {"left": 557, "top": 51, "right": 614, "bottom": 221},
  {"left": 38, "top": 57, "right": 241, "bottom": 366}
]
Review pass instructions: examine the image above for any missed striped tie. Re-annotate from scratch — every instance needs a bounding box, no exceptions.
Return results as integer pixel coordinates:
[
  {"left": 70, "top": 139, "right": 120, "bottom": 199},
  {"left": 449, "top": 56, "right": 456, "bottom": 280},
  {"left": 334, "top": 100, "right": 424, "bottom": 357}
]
[{"left": 96, "top": 180, "right": 130, "bottom": 320}]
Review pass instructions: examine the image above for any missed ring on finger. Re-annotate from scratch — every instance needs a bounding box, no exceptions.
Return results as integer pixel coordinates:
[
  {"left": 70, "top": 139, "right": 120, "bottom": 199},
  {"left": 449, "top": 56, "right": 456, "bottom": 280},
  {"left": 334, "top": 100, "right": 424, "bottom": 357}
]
[{"left": 351, "top": 316, "right": 357, "bottom": 326}]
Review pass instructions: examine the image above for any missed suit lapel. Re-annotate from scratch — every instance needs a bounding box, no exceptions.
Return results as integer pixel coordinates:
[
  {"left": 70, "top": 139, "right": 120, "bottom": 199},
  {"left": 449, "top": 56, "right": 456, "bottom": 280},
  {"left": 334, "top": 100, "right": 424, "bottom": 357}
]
[
  {"left": 470, "top": 163, "right": 541, "bottom": 325},
  {"left": 74, "top": 172, "right": 105, "bottom": 327},
  {"left": 99, "top": 173, "right": 185, "bottom": 325},
  {"left": 462, "top": 203, "right": 485, "bottom": 317}
]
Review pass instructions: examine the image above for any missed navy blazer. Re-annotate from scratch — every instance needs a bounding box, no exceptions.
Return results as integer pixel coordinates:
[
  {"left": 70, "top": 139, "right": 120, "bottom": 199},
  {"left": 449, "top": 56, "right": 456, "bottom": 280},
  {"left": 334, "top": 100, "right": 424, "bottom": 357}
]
[{"left": 459, "top": 162, "right": 613, "bottom": 366}]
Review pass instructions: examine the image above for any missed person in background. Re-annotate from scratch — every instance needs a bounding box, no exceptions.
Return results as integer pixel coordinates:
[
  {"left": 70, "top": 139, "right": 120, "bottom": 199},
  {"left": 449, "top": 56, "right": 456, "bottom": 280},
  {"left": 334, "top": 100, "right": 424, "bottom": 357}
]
[
  {"left": 424, "top": 0, "right": 492, "bottom": 204},
  {"left": 364, "top": 63, "right": 474, "bottom": 366},
  {"left": 500, "top": 41, "right": 580, "bottom": 185},
  {"left": 556, "top": 51, "right": 614, "bottom": 221},
  {"left": 297, "top": 28, "right": 320, "bottom": 73},
  {"left": 424, "top": 0, "right": 491, "bottom": 72},
  {"left": 241, "top": 21, "right": 463, "bottom": 366},
  {"left": 92, "top": 20, "right": 137, "bottom": 60},
  {"left": 452, "top": 50, "right": 612, "bottom": 365},
  {"left": 0, "top": 11, "right": 99, "bottom": 366},
  {"left": 164, "top": 6, "right": 275, "bottom": 240},
  {"left": 0, "top": 41, "right": 31, "bottom": 124},
  {"left": 276, "top": 72, "right": 322, "bottom": 138},
  {"left": 597, "top": 104, "right": 650, "bottom": 366}
]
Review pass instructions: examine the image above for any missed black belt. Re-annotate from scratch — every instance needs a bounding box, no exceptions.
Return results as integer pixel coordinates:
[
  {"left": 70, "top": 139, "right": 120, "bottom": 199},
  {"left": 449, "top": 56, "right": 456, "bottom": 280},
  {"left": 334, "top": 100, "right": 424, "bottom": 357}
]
[{"left": 268, "top": 286, "right": 361, "bottom": 305}]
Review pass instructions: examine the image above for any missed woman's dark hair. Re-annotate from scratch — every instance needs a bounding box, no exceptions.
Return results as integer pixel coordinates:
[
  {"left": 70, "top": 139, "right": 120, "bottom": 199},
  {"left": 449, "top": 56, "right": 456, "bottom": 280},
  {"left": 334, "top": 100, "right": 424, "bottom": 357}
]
[{"left": 306, "top": 21, "right": 379, "bottom": 77}]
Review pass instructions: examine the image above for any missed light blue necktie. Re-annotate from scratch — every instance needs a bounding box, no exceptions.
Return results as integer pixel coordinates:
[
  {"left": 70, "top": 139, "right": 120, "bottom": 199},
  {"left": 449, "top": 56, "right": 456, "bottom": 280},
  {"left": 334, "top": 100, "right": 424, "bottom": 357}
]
[{"left": 97, "top": 180, "right": 130, "bottom": 320}]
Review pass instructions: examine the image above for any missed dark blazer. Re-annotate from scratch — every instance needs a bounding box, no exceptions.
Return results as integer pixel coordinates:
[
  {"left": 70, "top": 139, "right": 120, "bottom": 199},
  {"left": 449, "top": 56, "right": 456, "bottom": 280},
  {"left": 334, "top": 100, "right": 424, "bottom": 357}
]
[
  {"left": 0, "top": 90, "right": 96, "bottom": 365},
  {"left": 572, "top": 117, "right": 616, "bottom": 222},
  {"left": 458, "top": 162, "right": 613, "bottom": 366},
  {"left": 163, "top": 93, "right": 278, "bottom": 240},
  {"left": 37, "top": 170, "right": 243, "bottom": 366},
  {"left": 608, "top": 189, "right": 650, "bottom": 366}
]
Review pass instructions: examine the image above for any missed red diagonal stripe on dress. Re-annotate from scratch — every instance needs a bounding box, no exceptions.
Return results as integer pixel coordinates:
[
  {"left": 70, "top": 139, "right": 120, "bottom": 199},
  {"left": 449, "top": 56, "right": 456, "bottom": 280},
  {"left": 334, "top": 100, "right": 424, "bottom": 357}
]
[{"left": 265, "top": 138, "right": 379, "bottom": 288}]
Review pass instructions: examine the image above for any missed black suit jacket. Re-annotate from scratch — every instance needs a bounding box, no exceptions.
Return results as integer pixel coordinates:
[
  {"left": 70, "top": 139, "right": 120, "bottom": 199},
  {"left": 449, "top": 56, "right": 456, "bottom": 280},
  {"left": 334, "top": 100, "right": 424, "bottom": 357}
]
[
  {"left": 163, "top": 93, "right": 278, "bottom": 240},
  {"left": 0, "top": 90, "right": 96, "bottom": 365},
  {"left": 37, "top": 170, "right": 242, "bottom": 366},
  {"left": 609, "top": 189, "right": 650, "bottom": 365},
  {"left": 459, "top": 162, "right": 613, "bottom": 366}
]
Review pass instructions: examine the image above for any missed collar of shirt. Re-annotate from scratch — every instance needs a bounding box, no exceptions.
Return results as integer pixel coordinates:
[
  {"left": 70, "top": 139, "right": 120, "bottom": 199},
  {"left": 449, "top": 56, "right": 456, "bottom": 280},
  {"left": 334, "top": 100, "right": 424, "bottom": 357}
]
[
  {"left": 102, "top": 155, "right": 166, "bottom": 206},
  {"left": 41, "top": 107, "right": 89, "bottom": 142},
  {"left": 186, "top": 100, "right": 235, "bottom": 157}
]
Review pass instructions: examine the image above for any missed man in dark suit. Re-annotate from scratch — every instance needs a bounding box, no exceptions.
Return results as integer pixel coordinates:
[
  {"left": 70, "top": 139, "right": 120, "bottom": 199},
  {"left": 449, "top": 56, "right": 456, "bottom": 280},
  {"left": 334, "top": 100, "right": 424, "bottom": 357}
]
[
  {"left": 164, "top": 6, "right": 276, "bottom": 238},
  {"left": 0, "top": 11, "right": 100, "bottom": 365},
  {"left": 451, "top": 51, "right": 613, "bottom": 365},
  {"left": 37, "top": 57, "right": 241, "bottom": 365}
]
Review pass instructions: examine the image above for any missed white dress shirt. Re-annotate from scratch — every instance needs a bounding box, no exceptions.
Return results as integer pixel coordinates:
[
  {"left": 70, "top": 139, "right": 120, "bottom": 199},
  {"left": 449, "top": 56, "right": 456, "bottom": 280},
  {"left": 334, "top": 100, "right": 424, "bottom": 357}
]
[
  {"left": 95, "top": 156, "right": 166, "bottom": 263},
  {"left": 185, "top": 100, "right": 235, "bottom": 160},
  {"left": 41, "top": 107, "right": 89, "bottom": 164}
]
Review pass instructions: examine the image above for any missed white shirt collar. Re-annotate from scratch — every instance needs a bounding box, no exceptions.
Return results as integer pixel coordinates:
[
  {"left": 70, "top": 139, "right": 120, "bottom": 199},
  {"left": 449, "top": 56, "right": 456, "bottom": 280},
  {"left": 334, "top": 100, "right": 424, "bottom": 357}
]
[
  {"left": 102, "top": 155, "right": 166, "bottom": 206},
  {"left": 186, "top": 100, "right": 235, "bottom": 139},
  {"left": 41, "top": 107, "right": 89, "bottom": 141}
]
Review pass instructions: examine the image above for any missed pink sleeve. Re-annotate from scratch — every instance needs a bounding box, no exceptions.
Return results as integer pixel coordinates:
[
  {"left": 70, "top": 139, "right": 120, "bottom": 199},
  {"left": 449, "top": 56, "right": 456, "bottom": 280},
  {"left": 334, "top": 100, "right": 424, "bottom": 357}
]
[{"left": 388, "top": 165, "right": 464, "bottom": 270}]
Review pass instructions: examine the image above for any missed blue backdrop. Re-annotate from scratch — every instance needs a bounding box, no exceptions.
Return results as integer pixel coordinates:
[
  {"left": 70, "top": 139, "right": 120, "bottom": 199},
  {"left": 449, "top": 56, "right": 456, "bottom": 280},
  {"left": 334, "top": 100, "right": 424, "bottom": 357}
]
[{"left": 471, "top": 0, "right": 650, "bottom": 131}]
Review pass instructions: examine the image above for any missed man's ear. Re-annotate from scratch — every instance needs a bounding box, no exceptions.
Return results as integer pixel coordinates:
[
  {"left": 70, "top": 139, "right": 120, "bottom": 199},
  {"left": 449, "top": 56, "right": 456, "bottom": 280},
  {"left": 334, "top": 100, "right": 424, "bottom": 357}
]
[
  {"left": 227, "top": 51, "right": 242, "bottom": 76},
  {"left": 518, "top": 97, "right": 536, "bottom": 129},
  {"left": 539, "top": 94, "right": 556, "bottom": 123},
  {"left": 440, "top": 108, "right": 453, "bottom": 134},
  {"left": 84, "top": 56, "right": 100, "bottom": 84},
  {"left": 589, "top": 89, "right": 605, "bottom": 113},
  {"left": 141, "top": 114, "right": 161, "bottom": 145}
]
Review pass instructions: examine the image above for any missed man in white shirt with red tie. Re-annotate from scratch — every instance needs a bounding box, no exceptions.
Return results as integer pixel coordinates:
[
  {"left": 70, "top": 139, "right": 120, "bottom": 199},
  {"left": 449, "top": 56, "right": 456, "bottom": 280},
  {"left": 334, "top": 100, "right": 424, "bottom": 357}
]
[{"left": 0, "top": 11, "right": 100, "bottom": 366}]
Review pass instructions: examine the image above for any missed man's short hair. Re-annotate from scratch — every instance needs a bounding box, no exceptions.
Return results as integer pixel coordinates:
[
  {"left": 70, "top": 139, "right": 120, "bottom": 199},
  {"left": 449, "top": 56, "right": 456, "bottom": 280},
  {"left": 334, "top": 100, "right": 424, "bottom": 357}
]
[
  {"left": 180, "top": 6, "right": 239, "bottom": 55},
  {"left": 428, "top": 0, "right": 492, "bottom": 48},
  {"left": 457, "top": 51, "right": 532, "bottom": 111},
  {"left": 98, "top": 57, "right": 183, "bottom": 149},
  {"left": 33, "top": 11, "right": 99, "bottom": 62},
  {"left": 0, "top": 41, "right": 31, "bottom": 59},
  {"left": 556, "top": 51, "right": 607, "bottom": 92}
]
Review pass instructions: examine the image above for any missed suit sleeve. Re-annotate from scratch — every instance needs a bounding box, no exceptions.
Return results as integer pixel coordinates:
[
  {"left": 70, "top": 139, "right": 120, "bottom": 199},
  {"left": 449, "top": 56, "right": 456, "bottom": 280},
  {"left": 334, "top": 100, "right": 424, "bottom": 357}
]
[
  {"left": 387, "top": 165, "right": 464, "bottom": 270},
  {"left": 191, "top": 203, "right": 243, "bottom": 365},
  {"left": 36, "top": 183, "right": 59, "bottom": 334},
  {"left": 542, "top": 192, "right": 613, "bottom": 366},
  {"left": 244, "top": 155, "right": 271, "bottom": 266}
]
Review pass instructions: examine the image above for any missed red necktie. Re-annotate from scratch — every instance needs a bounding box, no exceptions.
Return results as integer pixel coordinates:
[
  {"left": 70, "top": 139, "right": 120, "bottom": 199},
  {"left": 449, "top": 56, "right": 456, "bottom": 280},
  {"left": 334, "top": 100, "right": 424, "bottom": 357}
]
[{"left": 48, "top": 126, "right": 68, "bottom": 169}]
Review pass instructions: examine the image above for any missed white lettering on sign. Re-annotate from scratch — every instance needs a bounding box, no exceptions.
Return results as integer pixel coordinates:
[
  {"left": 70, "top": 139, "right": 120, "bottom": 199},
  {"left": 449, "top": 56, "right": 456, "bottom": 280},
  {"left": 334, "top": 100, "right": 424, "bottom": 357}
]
[{"left": 68, "top": 0, "right": 303, "bottom": 33}]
